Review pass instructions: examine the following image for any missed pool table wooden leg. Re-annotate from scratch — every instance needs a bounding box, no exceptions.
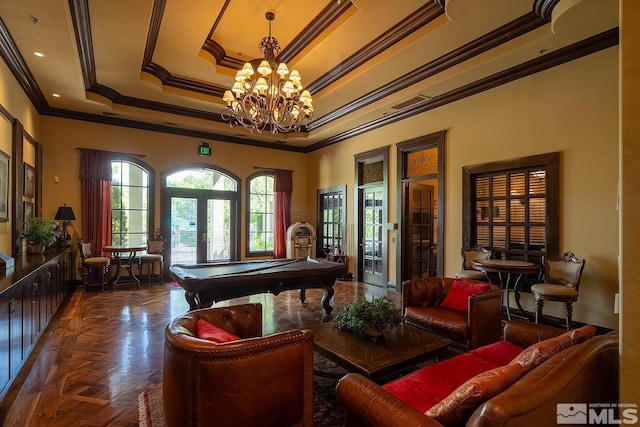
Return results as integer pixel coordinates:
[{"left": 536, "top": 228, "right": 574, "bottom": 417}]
[
  {"left": 185, "top": 291, "right": 201, "bottom": 311},
  {"left": 298, "top": 287, "right": 334, "bottom": 314}
]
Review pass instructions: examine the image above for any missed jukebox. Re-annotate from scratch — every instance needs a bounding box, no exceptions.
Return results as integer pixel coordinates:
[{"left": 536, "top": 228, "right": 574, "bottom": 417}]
[{"left": 286, "top": 222, "right": 317, "bottom": 258}]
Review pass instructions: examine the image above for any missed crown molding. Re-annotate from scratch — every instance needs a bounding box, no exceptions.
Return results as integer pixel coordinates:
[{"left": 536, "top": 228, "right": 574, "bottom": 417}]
[
  {"left": 0, "top": 2, "right": 619, "bottom": 153},
  {"left": 313, "top": 12, "right": 545, "bottom": 128},
  {"left": 306, "top": 27, "right": 619, "bottom": 152},
  {"left": 0, "top": 17, "right": 48, "bottom": 113},
  {"left": 308, "top": 2, "right": 443, "bottom": 94}
]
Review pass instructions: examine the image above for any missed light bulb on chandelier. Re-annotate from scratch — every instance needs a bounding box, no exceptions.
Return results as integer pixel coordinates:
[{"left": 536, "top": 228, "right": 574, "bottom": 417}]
[{"left": 221, "top": 12, "right": 313, "bottom": 134}]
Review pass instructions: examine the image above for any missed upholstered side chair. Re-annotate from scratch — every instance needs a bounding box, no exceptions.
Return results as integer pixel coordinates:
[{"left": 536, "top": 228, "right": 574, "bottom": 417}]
[
  {"left": 455, "top": 245, "right": 491, "bottom": 281},
  {"left": 78, "top": 240, "right": 110, "bottom": 292},
  {"left": 530, "top": 252, "right": 586, "bottom": 330},
  {"left": 163, "top": 303, "right": 314, "bottom": 427},
  {"left": 138, "top": 238, "right": 165, "bottom": 286}
]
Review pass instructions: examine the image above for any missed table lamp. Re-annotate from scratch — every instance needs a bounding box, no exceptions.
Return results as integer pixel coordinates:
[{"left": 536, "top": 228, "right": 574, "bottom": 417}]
[{"left": 54, "top": 205, "right": 76, "bottom": 246}]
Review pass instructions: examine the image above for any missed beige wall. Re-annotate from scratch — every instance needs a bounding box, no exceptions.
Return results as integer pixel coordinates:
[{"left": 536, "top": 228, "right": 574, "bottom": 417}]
[
  {"left": 307, "top": 46, "right": 620, "bottom": 329},
  {"left": 39, "top": 117, "right": 308, "bottom": 258},
  {"left": 0, "top": 59, "right": 41, "bottom": 254},
  {"left": 621, "top": 0, "right": 639, "bottom": 406}
]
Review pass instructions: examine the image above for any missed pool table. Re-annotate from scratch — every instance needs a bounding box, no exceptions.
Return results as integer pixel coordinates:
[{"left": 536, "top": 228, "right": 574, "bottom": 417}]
[{"left": 169, "top": 257, "right": 348, "bottom": 314}]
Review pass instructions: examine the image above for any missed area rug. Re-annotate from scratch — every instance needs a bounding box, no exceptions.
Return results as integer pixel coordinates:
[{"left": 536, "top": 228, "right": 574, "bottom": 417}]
[{"left": 138, "top": 353, "right": 428, "bottom": 426}]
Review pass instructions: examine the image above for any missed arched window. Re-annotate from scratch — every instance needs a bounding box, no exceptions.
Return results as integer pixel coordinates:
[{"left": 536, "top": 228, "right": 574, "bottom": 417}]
[
  {"left": 111, "top": 158, "right": 154, "bottom": 245},
  {"left": 246, "top": 172, "right": 275, "bottom": 256}
]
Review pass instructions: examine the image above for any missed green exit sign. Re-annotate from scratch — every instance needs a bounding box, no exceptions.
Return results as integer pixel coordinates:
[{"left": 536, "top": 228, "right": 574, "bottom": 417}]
[{"left": 198, "top": 142, "right": 211, "bottom": 156}]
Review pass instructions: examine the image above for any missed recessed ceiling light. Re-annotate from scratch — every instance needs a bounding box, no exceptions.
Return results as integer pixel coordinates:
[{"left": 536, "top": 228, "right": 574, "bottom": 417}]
[
  {"left": 34, "top": 51, "right": 44, "bottom": 57},
  {"left": 52, "top": 93, "right": 60, "bottom": 98}
]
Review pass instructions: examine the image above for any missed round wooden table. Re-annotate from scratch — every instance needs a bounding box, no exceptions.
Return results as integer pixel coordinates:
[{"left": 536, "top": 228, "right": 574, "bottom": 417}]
[
  {"left": 472, "top": 259, "right": 540, "bottom": 320},
  {"left": 103, "top": 244, "right": 147, "bottom": 288}
]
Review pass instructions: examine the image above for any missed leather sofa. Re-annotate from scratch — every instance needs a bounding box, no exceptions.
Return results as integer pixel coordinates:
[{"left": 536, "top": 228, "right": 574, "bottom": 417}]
[
  {"left": 403, "top": 278, "right": 503, "bottom": 352},
  {"left": 336, "top": 320, "right": 619, "bottom": 427},
  {"left": 163, "top": 303, "right": 314, "bottom": 427}
]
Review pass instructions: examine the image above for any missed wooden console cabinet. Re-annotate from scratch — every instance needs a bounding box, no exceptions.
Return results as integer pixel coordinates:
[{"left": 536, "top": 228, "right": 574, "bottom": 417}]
[{"left": 0, "top": 248, "right": 72, "bottom": 404}]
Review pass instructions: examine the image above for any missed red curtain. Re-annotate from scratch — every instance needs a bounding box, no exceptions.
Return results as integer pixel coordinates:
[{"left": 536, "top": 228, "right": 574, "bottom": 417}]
[
  {"left": 273, "top": 169, "right": 292, "bottom": 258},
  {"left": 79, "top": 149, "right": 112, "bottom": 255}
]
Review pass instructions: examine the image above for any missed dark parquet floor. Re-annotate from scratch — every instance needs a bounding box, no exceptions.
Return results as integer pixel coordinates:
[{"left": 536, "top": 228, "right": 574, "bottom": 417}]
[{"left": 3, "top": 279, "right": 399, "bottom": 426}]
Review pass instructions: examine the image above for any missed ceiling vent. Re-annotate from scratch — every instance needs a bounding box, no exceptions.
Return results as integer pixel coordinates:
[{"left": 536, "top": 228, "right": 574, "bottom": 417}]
[{"left": 391, "top": 95, "right": 431, "bottom": 110}]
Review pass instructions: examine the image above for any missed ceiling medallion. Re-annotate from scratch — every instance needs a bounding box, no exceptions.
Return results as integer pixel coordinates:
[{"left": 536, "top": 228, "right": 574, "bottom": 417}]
[{"left": 222, "top": 12, "right": 313, "bottom": 134}]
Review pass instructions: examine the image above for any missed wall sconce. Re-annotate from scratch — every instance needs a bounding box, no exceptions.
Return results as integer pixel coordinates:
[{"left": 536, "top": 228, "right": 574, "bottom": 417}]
[{"left": 54, "top": 205, "right": 76, "bottom": 246}]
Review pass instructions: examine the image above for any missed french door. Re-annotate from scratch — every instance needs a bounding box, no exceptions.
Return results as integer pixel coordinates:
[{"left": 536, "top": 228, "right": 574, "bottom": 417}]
[
  {"left": 161, "top": 166, "right": 240, "bottom": 268},
  {"left": 362, "top": 187, "right": 384, "bottom": 286},
  {"left": 406, "top": 183, "right": 435, "bottom": 278},
  {"left": 169, "top": 195, "right": 234, "bottom": 264},
  {"left": 355, "top": 147, "right": 388, "bottom": 287}
]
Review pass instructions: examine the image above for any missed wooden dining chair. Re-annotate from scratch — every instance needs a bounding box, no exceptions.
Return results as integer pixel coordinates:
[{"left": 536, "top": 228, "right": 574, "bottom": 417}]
[
  {"left": 455, "top": 244, "right": 491, "bottom": 281},
  {"left": 78, "top": 240, "right": 111, "bottom": 292},
  {"left": 138, "top": 238, "right": 165, "bottom": 286},
  {"left": 530, "top": 252, "right": 586, "bottom": 330}
]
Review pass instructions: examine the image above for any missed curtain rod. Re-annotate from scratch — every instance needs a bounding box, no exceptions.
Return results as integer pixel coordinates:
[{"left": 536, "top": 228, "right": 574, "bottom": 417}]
[
  {"left": 253, "top": 166, "right": 294, "bottom": 172},
  {"left": 76, "top": 147, "right": 145, "bottom": 157}
]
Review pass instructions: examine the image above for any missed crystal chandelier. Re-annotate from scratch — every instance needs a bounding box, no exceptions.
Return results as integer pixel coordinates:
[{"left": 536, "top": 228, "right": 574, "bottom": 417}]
[{"left": 221, "top": 12, "right": 313, "bottom": 134}]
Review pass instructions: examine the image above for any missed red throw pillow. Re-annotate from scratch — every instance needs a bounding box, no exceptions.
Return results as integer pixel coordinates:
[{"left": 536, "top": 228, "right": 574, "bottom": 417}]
[
  {"left": 440, "top": 280, "right": 491, "bottom": 313},
  {"left": 195, "top": 319, "right": 241, "bottom": 343},
  {"left": 426, "top": 363, "right": 527, "bottom": 425}
]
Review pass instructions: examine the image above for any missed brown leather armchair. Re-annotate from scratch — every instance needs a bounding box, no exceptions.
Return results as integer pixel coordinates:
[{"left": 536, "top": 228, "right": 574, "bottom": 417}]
[
  {"left": 163, "top": 303, "right": 314, "bottom": 427},
  {"left": 402, "top": 278, "right": 502, "bottom": 352}
]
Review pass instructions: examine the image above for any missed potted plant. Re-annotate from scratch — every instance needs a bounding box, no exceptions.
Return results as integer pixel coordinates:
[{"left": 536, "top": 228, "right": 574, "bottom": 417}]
[
  {"left": 334, "top": 296, "right": 403, "bottom": 340},
  {"left": 21, "top": 217, "right": 58, "bottom": 254}
]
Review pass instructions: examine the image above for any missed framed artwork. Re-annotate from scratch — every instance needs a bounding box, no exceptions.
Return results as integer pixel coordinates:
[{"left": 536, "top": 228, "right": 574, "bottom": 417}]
[
  {"left": 24, "top": 163, "right": 35, "bottom": 198},
  {"left": 0, "top": 150, "right": 8, "bottom": 222},
  {"left": 23, "top": 201, "right": 34, "bottom": 224}
]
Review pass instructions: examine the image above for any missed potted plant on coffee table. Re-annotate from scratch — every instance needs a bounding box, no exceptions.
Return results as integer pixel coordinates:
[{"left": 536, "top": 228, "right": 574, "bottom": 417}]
[
  {"left": 334, "top": 296, "right": 403, "bottom": 341},
  {"left": 21, "top": 217, "right": 58, "bottom": 254}
]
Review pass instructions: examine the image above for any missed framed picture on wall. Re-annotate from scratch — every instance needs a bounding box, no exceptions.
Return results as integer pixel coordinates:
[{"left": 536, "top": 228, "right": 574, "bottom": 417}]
[
  {"left": 0, "top": 149, "right": 8, "bottom": 222},
  {"left": 23, "top": 201, "right": 34, "bottom": 224},
  {"left": 24, "top": 163, "right": 35, "bottom": 198}
]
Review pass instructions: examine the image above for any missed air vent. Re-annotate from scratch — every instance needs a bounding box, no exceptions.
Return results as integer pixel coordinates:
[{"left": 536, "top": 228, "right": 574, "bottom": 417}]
[{"left": 391, "top": 95, "right": 431, "bottom": 110}]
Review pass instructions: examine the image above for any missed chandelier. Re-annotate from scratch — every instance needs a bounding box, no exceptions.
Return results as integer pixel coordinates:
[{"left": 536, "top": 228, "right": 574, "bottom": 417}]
[{"left": 221, "top": 12, "right": 313, "bottom": 134}]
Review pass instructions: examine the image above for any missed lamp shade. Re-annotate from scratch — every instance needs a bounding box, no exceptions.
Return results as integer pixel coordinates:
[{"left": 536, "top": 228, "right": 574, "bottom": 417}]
[{"left": 54, "top": 206, "right": 76, "bottom": 221}]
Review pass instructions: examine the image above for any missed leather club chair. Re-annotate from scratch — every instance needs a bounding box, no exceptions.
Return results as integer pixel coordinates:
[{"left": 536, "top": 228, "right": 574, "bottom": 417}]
[
  {"left": 163, "top": 303, "right": 314, "bottom": 427},
  {"left": 402, "top": 277, "right": 502, "bottom": 352}
]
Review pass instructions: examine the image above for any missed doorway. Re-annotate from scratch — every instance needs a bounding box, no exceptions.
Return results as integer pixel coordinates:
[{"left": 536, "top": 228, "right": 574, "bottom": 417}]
[
  {"left": 397, "top": 131, "right": 446, "bottom": 286},
  {"left": 405, "top": 182, "right": 436, "bottom": 279},
  {"left": 161, "top": 166, "right": 240, "bottom": 267},
  {"left": 362, "top": 186, "right": 384, "bottom": 285},
  {"left": 355, "top": 147, "right": 388, "bottom": 287},
  {"left": 168, "top": 195, "right": 233, "bottom": 264}
]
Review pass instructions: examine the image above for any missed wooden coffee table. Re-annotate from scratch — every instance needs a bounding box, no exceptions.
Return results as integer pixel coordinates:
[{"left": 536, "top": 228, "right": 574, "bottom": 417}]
[{"left": 310, "top": 322, "right": 452, "bottom": 381}]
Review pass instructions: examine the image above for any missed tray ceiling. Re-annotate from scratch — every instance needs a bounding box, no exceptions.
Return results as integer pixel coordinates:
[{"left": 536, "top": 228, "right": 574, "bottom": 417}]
[{"left": 0, "top": 0, "right": 619, "bottom": 152}]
